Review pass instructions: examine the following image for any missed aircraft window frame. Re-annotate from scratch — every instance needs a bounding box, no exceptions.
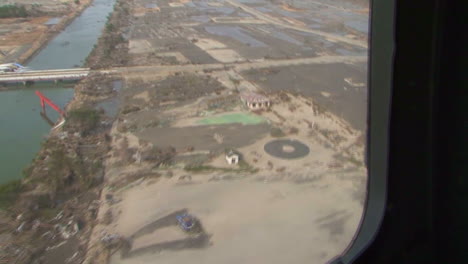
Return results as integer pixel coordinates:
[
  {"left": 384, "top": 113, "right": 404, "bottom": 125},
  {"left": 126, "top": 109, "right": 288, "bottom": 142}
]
[{"left": 330, "top": 0, "right": 394, "bottom": 262}]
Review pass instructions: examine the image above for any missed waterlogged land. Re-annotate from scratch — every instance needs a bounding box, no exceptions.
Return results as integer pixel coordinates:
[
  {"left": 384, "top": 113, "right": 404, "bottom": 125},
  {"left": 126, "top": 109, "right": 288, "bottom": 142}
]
[{"left": 0, "top": 0, "right": 369, "bottom": 263}]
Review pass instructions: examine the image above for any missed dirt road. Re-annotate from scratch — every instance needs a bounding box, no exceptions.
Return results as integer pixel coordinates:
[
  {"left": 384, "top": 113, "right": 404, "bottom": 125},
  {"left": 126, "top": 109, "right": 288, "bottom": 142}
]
[{"left": 108, "top": 55, "right": 367, "bottom": 75}]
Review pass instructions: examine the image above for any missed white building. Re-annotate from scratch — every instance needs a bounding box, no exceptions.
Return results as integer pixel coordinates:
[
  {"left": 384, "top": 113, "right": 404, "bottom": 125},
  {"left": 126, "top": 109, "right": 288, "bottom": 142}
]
[{"left": 225, "top": 150, "right": 239, "bottom": 165}]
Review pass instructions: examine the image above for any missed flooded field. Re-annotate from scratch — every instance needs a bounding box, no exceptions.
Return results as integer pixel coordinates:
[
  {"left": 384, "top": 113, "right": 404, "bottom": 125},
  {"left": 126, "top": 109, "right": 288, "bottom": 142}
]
[{"left": 241, "top": 63, "right": 368, "bottom": 130}]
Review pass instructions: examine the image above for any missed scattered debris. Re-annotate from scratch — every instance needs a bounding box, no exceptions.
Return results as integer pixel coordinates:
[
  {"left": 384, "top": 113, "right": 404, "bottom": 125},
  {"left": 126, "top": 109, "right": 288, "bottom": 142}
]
[
  {"left": 100, "top": 233, "right": 124, "bottom": 248},
  {"left": 240, "top": 92, "right": 271, "bottom": 110},
  {"left": 15, "top": 221, "right": 26, "bottom": 233},
  {"left": 176, "top": 213, "right": 198, "bottom": 232}
]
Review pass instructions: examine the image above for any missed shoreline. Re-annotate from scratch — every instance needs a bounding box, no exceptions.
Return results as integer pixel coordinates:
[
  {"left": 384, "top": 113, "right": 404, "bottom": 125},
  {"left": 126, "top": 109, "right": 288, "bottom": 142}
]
[{"left": 16, "top": 0, "right": 94, "bottom": 65}]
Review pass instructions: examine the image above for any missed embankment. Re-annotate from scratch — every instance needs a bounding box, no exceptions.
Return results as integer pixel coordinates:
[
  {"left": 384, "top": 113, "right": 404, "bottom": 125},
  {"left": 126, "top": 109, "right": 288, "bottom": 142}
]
[{"left": 0, "top": 0, "right": 131, "bottom": 263}]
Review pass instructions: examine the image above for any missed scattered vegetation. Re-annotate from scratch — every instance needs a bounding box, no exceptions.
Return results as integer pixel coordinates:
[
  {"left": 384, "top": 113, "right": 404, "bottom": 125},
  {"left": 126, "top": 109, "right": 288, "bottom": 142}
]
[
  {"left": 38, "top": 207, "right": 61, "bottom": 220},
  {"left": 0, "top": 179, "right": 23, "bottom": 209},
  {"left": 0, "top": 5, "right": 28, "bottom": 18},
  {"left": 109, "top": 171, "right": 161, "bottom": 190},
  {"left": 114, "top": 137, "right": 136, "bottom": 165},
  {"left": 270, "top": 127, "right": 286, "bottom": 137},
  {"left": 66, "top": 106, "right": 101, "bottom": 135},
  {"left": 105, "top": 21, "right": 115, "bottom": 32},
  {"left": 184, "top": 160, "right": 258, "bottom": 174},
  {"left": 289, "top": 126, "right": 299, "bottom": 134},
  {"left": 229, "top": 77, "right": 241, "bottom": 87},
  {"left": 238, "top": 160, "right": 258, "bottom": 172},
  {"left": 28, "top": 139, "right": 103, "bottom": 192},
  {"left": 333, "top": 153, "right": 364, "bottom": 167},
  {"left": 85, "top": 0, "right": 131, "bottom": 68},
  {"left": 121, "top": 105, "right": 141, "bottom": 115},
  {"left": 140, "top": 145, "right": 176, "bottom": 166},
  {"left": 184, "top": 165, "right": 229, "bottom": 173},
  {"left": 318, "top": 128, "right": 347, "bottom": 145}
]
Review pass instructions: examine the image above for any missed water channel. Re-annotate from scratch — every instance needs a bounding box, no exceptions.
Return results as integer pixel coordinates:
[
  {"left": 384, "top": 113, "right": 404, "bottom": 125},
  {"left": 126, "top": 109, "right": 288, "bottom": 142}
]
[{"left": 0, "top": 0, "right": 116, "bottom": 184}]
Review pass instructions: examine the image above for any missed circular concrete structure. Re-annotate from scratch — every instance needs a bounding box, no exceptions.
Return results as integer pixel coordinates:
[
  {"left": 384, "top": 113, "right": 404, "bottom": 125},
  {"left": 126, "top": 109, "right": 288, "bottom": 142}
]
[{"left": 264, "top": 139, "right": 310, "bottom": 159}]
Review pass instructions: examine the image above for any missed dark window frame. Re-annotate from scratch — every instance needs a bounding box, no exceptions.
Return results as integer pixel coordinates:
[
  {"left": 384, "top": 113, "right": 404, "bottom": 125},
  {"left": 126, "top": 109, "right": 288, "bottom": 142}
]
[{"left": 329, "top": 0, "right": 395, "bottom": 262}]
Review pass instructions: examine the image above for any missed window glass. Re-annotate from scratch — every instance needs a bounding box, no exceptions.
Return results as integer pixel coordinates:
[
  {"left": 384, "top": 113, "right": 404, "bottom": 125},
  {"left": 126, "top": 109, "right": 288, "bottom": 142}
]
[{"left": 0, "top": 0, "right": 369, "bottom": 263}]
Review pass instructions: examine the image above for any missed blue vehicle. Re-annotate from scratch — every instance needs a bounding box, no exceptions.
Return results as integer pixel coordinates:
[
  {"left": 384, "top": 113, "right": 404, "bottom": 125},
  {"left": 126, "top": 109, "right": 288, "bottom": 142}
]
[{"left": 176, "top": 213, "right": 196, "bottom": 231}]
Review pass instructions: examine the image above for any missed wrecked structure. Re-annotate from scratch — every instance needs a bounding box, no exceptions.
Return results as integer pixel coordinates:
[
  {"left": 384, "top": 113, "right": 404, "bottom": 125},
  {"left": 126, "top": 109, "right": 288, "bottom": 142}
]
[{"left": 240, "top": 92, "right": 270, "bottom": 110}]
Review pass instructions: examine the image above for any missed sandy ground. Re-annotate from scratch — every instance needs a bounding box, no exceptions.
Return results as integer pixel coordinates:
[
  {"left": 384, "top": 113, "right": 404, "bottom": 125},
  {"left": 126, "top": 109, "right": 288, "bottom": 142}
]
[
  {"left": 88, "top": 78, "right": 366, "bottom": 264},
  {"left": 82, "top": 0, "right": 369, "bottom": 263},
  {"left": 107, "top": 170, "right": 364, "bottom": 264}
]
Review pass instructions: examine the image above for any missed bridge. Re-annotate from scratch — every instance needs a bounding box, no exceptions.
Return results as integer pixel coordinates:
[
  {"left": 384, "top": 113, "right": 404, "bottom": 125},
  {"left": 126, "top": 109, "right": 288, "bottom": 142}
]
[
  {"left": 0, "top": 68, "right": 90, "bottom": 84},
  {"left": 0, "top": 55, "right": 368, "bottom": 84}
]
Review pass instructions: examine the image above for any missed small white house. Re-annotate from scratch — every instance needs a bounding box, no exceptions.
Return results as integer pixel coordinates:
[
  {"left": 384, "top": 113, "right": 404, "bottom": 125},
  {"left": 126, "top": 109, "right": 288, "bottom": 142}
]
[{"left": 225, "top": 150, "right": 239, "bottom": 165}]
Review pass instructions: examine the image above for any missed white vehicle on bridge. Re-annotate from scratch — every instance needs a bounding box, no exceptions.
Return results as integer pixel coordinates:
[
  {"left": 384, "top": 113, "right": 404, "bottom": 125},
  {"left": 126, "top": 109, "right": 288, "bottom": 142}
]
[{"left": 0, "top": 63, "right": 29, "bottom": 74}]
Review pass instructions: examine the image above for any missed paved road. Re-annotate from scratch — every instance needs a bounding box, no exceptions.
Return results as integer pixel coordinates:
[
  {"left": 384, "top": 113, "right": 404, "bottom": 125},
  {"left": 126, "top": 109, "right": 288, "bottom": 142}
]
[
  {"left": 1, "top": 55, "right": 367, "bottom": 83},
  {"left": 0, "top": 68, "right": 90, "bottom": 82}
]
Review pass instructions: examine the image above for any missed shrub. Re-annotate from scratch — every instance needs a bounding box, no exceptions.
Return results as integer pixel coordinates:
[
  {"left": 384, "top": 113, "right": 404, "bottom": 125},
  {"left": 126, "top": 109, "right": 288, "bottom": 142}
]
[
  {"left": 121, "top": 105, "right": 141, "bottom": 115},
  {"left": 0, "top": 5, "right": 28, "bottom": 18},
  {"left": 0, "top": 179, "right": 23, "bottom": 209},
  {"left": 270, "top": 127, "right": 285, "bottom": 138},
  {"left": 106, "top": 22, "right": 115, "bottom": 32},
  {"left": 66, "top": 106, "right": 100, "bottom": 135},
  {"left": 289, "top": 127, "right": 299, "bottom": 134}
]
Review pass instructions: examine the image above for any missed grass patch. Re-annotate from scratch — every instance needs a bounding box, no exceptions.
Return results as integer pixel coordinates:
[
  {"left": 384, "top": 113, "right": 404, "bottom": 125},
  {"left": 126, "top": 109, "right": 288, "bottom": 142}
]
[
  {"left": 39, "top": 208, "right": 60, "bottom": 220},
  {"left": 184, "top": 162, "right": 258, "bottom": 174},
  {"left": 198, "top": 113, "right": 265, "bottom": 125},
  {"left": 0, "top": 179, "right": 23, "bottom": 209},
  {"left": 238, "top": 160, "right": 258, "bottom": 172},
  {"left": 184, "top": 165, "right": 222, "bottom": 173}
]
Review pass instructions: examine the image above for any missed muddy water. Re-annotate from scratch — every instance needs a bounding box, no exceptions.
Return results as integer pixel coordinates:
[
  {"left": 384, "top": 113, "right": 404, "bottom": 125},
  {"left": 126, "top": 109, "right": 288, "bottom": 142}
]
[
  {"left": 0, "top": 0, "right": 116, "bottom": 184},
  {"left": 205, "top": 25, "right": 267, "bottom": 47}
]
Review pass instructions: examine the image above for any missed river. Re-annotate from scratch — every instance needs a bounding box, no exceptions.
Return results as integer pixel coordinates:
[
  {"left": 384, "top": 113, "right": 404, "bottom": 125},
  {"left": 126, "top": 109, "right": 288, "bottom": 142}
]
[{"left": 0, "top": 0, "right": 116, "bottom": 184}]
